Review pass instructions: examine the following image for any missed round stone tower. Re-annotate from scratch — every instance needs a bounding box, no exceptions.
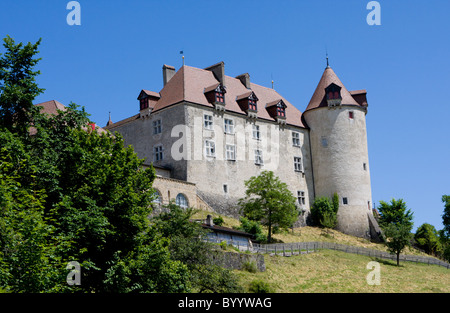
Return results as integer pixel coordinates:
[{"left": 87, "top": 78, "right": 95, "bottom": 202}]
[{"left": 303, "top": 65, "right": 374, "bottom": 239}]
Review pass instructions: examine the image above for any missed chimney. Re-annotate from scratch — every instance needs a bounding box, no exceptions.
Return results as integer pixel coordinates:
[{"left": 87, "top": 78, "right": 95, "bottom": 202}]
[
  {"left": 205, "top": 215, "right": 214, "bottom": 227},
  {"left": 205, "top": 61, "right": 225, "bottom": 86},
  {"left": 236, "top": 73, "right": 251, "bottom": 89},
  {"left": 162, "top": 64, "right": 176, "bottom": 86}
]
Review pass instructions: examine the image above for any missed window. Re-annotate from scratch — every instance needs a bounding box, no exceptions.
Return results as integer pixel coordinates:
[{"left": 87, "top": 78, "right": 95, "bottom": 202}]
[
  {"left": 248, "top": 98, "right": 257, "bottom": 111},
  {"left": 252, "top": 124, "right": 260, "bottom": 140},
  {"left": 215, "top": 91, "right": 225, "bottom": 103},
  {"left": 223, "top": 184, "right": 228, "bottom": 194},
  {"left": 140, "top": 97, "right": 148, "bottom": 110},
  {"left": 204, "top": 114, "right": 213, "bottom": 130},
  {"left": 343, "top": 197, "right": 348, "bottom": 205},
  {"left": 277, "top": 105, "right": 286, "bottom": 117},
  {"left": 294, "top": 157, "right": 303, "bottom": 172},
  {"left": 321, "top": 136, "right": 328, "bottom": 148},
  {"left": 349, "top": 111, "right": 354, "bottom": 119},
  {"left": 328, "top": 91, "right": 340, "bottom": 100},
  {"left": 292, "top": 132, "right": 301, "bottom": 146},
  {"left": 225, "top": 144, "right": 236, "bottom": 161},
  {"left": 176, "top": 193, "right": 188, "bottom": 209},
  {"left": 205, "top": 140, "right": 215, "bottom": 157},
  {"left": 254, "top": 149, "right": 263, "bottom": 165},
  {"left": 363, "top": 163, "right": 367, "bottom": 171},
  {"left": 153, "top": 119, "right": 162, "bottom": 134},
  {"left": 224, "top": 118, "right": 234, "bottom": 134},
  {"left": 297, "top": 191, "right": 305, "bottom": 206},
  {"left": 152, "top": 189, "right": 162, "bottom": 206},
  {"left": 153, "top": 145, "right": 163, "bottom": 162}
]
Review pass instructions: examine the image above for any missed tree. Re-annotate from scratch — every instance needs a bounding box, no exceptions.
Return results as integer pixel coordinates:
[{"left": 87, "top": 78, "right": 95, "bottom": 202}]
[
  {"left": 384, "top": 222, "right": 413, "bottom": 266},
  {"left": 442, "top": 195, "right": 450, "bottom": 238},
  {"left": 238, "top": 170, "right": 298, "bottom": 243},
  {"left": 0, "top": 36, "right": 44, "bottom": 135},
  {"left": 414, "top": 223, "right": 440, "bottom": 255},
  {"left": 378, "top": 198, "right": 414, "bottom": 229},
  {"left": 151, "top": 202, "right": 242, "bottom": 293},
  {"left": 310, "top": 195, "right": 338, "bottom": 229}
]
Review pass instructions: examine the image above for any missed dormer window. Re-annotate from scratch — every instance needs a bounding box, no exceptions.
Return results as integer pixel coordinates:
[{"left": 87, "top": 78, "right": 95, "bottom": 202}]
[
  {"left": 140, "top": 97, "right": 149, "bottom": 110},
  {"left": 204, "top": 83, "right": 226, "bottom": 111},
  {"left": 237, "top": 91, "right": 258, "bottom": 118},
  {"left": 248, "top": 98, "right": 257, "bottom": 111},
  {"left": 325, "top": 83, "right": 342, "bottom": 107},
  {"left": 266, "top": 99, "right": 287, "bottom": 124},
  {"left": 215, "top": 91, "right": 225, "bottom": 104},
  {"left": 137, "top": 90, "right": 160, "bottom": 118}
]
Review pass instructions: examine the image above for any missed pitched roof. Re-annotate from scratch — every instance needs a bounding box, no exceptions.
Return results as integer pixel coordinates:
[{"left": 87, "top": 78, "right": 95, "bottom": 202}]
[
  {"left": 304, "top": 66, "right": 363, "bottom": 112},
  {"left": 36, "top": 100, "right": 67, "bottom": 115},
  {"left": 135, "top": 65, "right": 305, "bottom": 128},
  {"left": 33, "top": 100, "right": 107, "bottom": 134}
]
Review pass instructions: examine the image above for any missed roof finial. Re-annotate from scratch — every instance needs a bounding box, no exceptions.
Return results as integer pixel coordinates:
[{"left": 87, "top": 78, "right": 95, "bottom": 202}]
[
  {"left": 107, "top": 111, "right": 113, "bottom": 126},
  {"left": 180, "top": 50, "right": 185, "bottom": 66},
  {"left": 326, "top": 47, "right": 330, "bottom": 68}
]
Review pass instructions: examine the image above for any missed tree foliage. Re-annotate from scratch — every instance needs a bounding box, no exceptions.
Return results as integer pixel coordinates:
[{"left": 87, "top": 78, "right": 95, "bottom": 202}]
[
  {"left": 414, "top": 223, "right": 440, "bottom": 255},
  {"left": 442, "top": 195, "right": 450, "bottom": 238},
  {"left": 384, "top": 223, "right": 413, "bottom": 266},
  {"left": 310, "top": 195, "right": 338, "bottom": 229},
  {"left": 378, "top": 198, "right": 414, "bottom": 230},
  {"left": 238, "top": 171, "right": 298, "bottom": 243}
]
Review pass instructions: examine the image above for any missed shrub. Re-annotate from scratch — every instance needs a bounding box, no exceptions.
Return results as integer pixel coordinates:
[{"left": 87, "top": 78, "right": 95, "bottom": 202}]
[
  {"left": 213, "top": 216, "right": 224, "bottom": 226},
  {"left": 242, "top": 261, "right": 258, "bottom": 273},
  {"left": 310, "top": 196, "right": 338, "bottom": 228},
  {"left": 248, "top": 279, "right": 274, "bottom": 293}
]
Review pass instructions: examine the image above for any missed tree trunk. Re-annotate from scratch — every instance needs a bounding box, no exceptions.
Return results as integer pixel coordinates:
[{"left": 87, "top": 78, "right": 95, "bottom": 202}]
[{"left": 396, "top": 252, "right": 400, "bottom": 266}]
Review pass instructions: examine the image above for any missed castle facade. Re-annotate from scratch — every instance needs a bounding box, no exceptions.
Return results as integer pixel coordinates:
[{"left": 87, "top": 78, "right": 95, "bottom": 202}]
[{"left": 105, "top": 61, "right": 378, "bottom": 239}]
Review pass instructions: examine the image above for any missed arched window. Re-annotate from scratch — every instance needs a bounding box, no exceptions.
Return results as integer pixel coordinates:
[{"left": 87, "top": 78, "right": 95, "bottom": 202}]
[
  {"left": 152, "top": 189, "right": 162, "bottom": 206},
  {"left": 176, "top": 193, "right": 189, "bottom": 209}
]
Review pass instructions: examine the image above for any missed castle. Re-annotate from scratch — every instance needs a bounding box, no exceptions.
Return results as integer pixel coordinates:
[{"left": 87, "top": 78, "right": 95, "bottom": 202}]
[{"left": 105, "top": 61, "right": 380, "bottom": 240}]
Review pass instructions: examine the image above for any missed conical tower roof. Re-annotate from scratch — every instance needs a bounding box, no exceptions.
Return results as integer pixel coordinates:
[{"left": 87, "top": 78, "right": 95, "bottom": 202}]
[{"left": 304, "top": 66, "right": 360, "bottom": 112}]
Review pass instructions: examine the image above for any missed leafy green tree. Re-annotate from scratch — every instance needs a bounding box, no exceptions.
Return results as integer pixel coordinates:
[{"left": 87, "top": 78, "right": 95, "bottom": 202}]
[
  {"left": 414, "top": 223, "right": 440, "bottom": 255},
  {"left": 378, "top": 198, "right": 414, "bottom": 230},
  {"left": 239, "top": 171, "right": 298, "bottom": 243},
  {"left": 0, "top": 36, "right": 44, "bottom": 135},
  {"left": 384, "top": 222, "right": 413, "bottom": 266},
  {"left": 151, "top": 202, "right": 243, "bottom": 293},
  {"left": 237, "top": 217, "right": 267, "bottom": 242},
  {"left": 442, "top": 195, "right": 450, "bottom": 238},
  {"left": 310, "top": 196, "right": 338, "bottom": 229}
]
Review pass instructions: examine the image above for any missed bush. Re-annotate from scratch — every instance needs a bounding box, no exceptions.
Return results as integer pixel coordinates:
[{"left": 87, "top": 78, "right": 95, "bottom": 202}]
[
  {"left": 237, "top": 217, "right": 267, "bottom": 242},
  {"left": 242, "top": 261, "right": 258, "bottom": 273},
  {"left": 213, "top": 216, "right": 224, "bottom": 226},
  {"left": 248, "top": 279, "right": 274, "bottom": 293},
  {"left": 310, "top": 196, "right": 338, "bottom": 228}
]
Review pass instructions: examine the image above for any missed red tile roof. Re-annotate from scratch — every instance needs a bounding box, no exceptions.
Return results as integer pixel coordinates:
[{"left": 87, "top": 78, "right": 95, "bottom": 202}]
[
  {"left": 128, "top": 65, "right": 305, "bottom": 128},
  {"left": 304, "top": 66, "right": 364, "bottom": 112}
]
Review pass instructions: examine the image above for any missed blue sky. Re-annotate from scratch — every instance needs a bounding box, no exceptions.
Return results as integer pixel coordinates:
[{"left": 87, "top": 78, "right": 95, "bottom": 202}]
[{"left": 2, "top": 0, "right": 449, "bottom": 232}]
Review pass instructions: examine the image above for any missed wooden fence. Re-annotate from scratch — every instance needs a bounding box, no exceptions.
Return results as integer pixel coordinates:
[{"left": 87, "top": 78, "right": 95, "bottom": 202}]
[{"left": 204, "top": 237, "right": 450, "bottom": 269}]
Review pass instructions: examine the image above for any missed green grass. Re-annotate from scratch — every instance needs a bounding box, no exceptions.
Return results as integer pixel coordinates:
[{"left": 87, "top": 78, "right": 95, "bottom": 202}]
[{"left": 235, "top": 249, "right": 450, "bottom": 293}]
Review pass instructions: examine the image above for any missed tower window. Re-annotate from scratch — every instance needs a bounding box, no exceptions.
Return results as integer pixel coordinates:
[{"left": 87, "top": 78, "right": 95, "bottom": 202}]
[
  {"left": 349, "top": 111, "right": 354, "bottom": 119},
  {"left": 321, "top": 136, "right": 328, "bottom": 148},
  {"left": 363, "top": 163, "right": 367, "bottom": 171},
  {"left": 223, "top": 184, "right": 228, "bottom": 194},
  {"left": 343, "top": 197, "right": 348, "bottom": 205}
]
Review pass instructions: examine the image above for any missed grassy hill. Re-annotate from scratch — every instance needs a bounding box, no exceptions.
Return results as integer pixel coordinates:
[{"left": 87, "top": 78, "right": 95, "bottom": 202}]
[{"left": 193, "top": 210, "right": 450, "bottom": 293}]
